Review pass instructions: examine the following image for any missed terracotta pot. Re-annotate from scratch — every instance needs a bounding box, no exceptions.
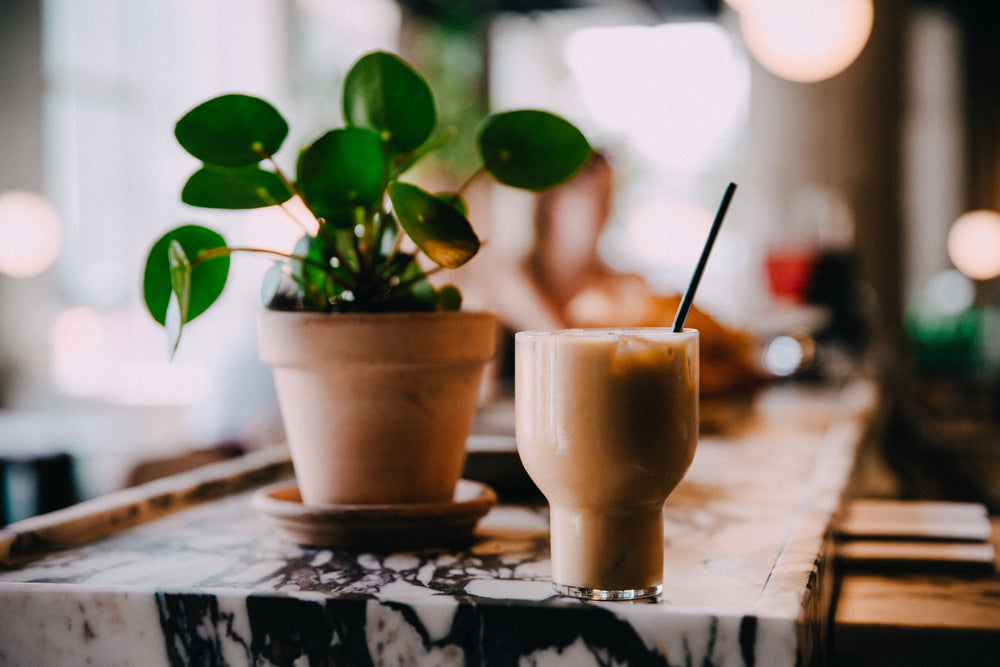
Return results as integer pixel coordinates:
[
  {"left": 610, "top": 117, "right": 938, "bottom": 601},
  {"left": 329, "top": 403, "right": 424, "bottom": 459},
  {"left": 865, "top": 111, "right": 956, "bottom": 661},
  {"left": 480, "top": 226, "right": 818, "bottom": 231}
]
[{"left": 257, "top": 310, "right": 497, "bottom": 506}]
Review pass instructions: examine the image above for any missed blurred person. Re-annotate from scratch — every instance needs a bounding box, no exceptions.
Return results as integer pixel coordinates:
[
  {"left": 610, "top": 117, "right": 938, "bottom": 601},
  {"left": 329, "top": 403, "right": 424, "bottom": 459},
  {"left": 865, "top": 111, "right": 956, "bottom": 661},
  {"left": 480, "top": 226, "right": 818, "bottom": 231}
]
[
  {"left": 519, "top": 151, "right": 647, "bottom": 328},
  {"left": 489, "top": 151, "right": 763, "bottom": 398}
]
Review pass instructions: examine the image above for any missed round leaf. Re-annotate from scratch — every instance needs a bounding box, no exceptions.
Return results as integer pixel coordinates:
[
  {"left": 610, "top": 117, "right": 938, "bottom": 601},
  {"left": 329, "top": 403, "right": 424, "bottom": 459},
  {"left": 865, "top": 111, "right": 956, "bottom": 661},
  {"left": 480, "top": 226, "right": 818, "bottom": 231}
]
[
  {"left": 436, "top": 284, "right": 462, "bottom": 311},
  {"left": 143, "top": 225, "right": 230, "bottom": 326},
  {"left": 297, "top": 127, "right": 385, "bottom": 224},
  {"left": 477, "top": 110, "right": 592, "bottom": 190},
  {"left": 387, "top": 181, "right": 480, "bottom": 269},
  {"left": 343, "top": 51, "right": 436, "bottom": 154},
  {"left": 175, "top": 94, "right": 288, "bottom": 167},
  {"left": 182, "top": 165, "right": 293, "bottom": 209}
]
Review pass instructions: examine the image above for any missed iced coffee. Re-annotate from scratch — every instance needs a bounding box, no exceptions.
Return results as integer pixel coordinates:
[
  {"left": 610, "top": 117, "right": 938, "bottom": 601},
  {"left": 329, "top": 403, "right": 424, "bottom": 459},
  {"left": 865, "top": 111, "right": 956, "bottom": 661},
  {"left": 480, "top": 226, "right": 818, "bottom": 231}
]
[{"left": 515, "top": 328, "right": 699, "bottom": 600}]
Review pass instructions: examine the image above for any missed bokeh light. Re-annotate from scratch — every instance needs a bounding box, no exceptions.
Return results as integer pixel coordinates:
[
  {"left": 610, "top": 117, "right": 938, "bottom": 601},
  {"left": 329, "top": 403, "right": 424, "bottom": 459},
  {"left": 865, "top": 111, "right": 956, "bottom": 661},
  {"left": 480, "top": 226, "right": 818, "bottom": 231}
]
[
  {"left": 0, "top": 190, "right": 64, "bottom": 278},
  {"left": 734, "top": 0, "right": 874, "bottom": 83},
  {"left": 924, "top": 269, "right": 974, "bottom": 315},
  {"left": 947, "top": 209, "right": 1000, "bottom": 281},
  {"left": 763, "top": 334, "right": 804, "bottom": 376}
]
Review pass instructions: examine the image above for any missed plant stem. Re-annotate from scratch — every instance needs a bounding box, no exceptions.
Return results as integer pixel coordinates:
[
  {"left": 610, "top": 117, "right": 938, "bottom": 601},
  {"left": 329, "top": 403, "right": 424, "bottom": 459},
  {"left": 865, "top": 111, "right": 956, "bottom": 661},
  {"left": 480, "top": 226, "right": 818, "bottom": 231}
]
[
  {"left": 193, "top": 246, "right": 294, "bottom": 265},
  {"left": 257, "top": 148, "right": 339, "bottom": 250},
  {"left": 255, "top": 148, "right": 303, "bottom": 208},
  {"left": 352, "top": 206, "right": 370, "bottom": 277},
  {"left": 277, "top": 199, "right": 312, "bottom": 236},
  {"left": 194, "top": 246, "right": 329, "bottom": 278},
  {"left": 456, "top": 164, "right": 487, "bottom": 197},
  {"left": 379, "top": 223, "right": 406, "bottom": 276},
  {"left": 391, "top": 264, "right": 444, "bottom": 293}
]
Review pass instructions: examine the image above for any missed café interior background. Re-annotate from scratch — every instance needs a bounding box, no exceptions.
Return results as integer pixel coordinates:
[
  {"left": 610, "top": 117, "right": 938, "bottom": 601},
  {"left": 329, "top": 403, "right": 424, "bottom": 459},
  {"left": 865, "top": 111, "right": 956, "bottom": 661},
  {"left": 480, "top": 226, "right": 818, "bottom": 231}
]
[{"left": 1, "top": 0, "right": 999, "bottom": 511}]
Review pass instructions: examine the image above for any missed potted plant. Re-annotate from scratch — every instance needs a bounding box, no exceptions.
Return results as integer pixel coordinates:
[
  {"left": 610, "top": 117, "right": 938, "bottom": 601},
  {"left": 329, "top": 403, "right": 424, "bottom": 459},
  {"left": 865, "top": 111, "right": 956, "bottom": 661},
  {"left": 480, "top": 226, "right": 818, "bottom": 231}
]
[{"left": 142, "top": 50, "right": 592, "bottom": 507}]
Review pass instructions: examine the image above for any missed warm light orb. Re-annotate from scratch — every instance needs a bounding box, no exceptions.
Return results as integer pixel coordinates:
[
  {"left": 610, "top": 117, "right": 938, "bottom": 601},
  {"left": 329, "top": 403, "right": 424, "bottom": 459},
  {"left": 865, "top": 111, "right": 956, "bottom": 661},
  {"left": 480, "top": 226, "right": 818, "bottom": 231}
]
[
  {"left": 735, "top": 0, "right": 874, "bottom": 83},
  {"left": 0, "top": 190, "right": 64, "bottom": 277},
  {"left": 947, "top": 209, "right": 1000, "bottom": 281}
]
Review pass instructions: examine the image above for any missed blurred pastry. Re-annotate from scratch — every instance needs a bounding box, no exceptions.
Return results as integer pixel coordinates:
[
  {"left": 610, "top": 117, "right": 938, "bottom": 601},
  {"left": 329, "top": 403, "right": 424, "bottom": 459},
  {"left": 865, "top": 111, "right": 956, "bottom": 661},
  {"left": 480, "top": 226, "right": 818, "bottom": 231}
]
[{"left": 567, "top": 288, "right": 767, "bottom": 398}]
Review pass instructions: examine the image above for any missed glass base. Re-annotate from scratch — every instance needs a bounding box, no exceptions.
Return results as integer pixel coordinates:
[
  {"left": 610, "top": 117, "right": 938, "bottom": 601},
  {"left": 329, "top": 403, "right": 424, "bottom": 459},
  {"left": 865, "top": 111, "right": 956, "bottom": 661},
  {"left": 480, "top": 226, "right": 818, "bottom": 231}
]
[{"left": 553, "top": 582, "right": 662, "bottom": 601}]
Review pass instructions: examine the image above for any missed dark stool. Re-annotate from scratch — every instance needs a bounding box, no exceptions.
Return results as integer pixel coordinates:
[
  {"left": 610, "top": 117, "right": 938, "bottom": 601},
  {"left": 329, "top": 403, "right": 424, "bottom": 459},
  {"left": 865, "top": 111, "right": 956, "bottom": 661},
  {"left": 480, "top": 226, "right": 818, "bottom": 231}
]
[{"left": 0, "top": 452, "right": 79, "bottom": 527}]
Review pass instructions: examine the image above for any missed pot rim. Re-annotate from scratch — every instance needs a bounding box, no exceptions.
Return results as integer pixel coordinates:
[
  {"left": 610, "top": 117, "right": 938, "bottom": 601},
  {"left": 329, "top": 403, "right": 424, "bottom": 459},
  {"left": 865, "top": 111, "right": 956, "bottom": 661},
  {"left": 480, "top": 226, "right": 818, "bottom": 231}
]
[
  {"left": 257, "top": 308, "right": 498, "bottom": 367},
  {"left": 259, "top": 308, "right": 496, "bottom": 323}
]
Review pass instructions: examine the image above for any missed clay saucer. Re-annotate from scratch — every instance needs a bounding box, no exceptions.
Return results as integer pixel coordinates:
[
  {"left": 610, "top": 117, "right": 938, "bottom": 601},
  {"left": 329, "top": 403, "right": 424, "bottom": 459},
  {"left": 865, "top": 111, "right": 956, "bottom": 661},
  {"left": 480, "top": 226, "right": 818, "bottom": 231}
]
[{"left": 252, "top": 479, "right": 497, "bottom": 551}]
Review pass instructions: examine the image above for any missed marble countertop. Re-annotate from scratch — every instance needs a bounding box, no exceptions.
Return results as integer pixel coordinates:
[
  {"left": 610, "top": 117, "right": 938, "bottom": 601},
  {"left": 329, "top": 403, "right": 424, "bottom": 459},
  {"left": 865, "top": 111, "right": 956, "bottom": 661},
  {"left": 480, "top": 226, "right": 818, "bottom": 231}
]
[{"left": 0, "top": 380, "right": 876, "bottom": 666}]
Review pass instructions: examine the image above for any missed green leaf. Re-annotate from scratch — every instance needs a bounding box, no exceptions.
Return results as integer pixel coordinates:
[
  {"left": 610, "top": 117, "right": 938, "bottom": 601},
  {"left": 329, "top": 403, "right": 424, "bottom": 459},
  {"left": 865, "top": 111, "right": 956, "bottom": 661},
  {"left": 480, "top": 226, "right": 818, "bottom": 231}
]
[
  {"left": 436, "top": 284, "right": 462, "bottom": 311},
  {"left": 387, "top": 181, "right": 480, "bottom": 269},
  {"left": 477, "top": 110, "right": 592, "bottom": 190},
  {"left": 164, "top": 292, "right": 184, "bottom": 359},
  {"left": 165, "top": 241, "right": 191, "bottom": 357},
  {"left": 327, "top": 228, "right": 362, "bottom": 276},
  {"left": 175, "top": 94, "right": 288, "bottom": 167},
  {"left": 297, "top": 127, "right": 385, "bottom": 225},
  {"left": 143, "top": 225, "right": 230, "bottom": 327},
  {"left": 343, "top": 51, "right": 436, "bottom": 154},
  {"left": 289, "top": 233, "right": 349, "bottom": 308},
  {"left": 181, "top": 165, "right": 293, "bottom": 209}
]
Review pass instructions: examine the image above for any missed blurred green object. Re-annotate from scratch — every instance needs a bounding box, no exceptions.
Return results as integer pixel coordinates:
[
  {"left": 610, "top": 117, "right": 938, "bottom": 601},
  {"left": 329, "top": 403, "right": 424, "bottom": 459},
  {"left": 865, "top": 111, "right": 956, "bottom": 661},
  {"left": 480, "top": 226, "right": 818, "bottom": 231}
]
[{"left": 904, "top": 302, "right": 1000, "bottom": 377}]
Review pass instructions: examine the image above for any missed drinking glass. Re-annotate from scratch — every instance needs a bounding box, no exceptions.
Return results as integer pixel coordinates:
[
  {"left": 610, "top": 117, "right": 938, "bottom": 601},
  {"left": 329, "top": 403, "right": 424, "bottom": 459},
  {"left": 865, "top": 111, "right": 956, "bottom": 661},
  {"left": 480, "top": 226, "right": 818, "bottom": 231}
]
[{"left": 515, "top": 328, "right": 699, "bottom": 600}]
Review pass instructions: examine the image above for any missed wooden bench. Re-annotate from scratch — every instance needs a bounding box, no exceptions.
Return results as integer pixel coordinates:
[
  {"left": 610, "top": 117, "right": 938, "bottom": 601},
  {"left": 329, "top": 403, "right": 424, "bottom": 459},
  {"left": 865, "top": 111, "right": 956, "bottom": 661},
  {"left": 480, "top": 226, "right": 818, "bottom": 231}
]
[{"left": 831, "top": 515, "right": 1000, "bottom": 665}]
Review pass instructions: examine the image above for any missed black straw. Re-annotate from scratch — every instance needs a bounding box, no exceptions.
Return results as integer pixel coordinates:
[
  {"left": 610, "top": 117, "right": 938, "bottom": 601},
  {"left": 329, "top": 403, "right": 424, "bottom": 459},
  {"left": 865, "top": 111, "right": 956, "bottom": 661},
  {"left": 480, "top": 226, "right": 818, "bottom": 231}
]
[{"left": 672, "top": 182, "right": 737, "bottom": 332}]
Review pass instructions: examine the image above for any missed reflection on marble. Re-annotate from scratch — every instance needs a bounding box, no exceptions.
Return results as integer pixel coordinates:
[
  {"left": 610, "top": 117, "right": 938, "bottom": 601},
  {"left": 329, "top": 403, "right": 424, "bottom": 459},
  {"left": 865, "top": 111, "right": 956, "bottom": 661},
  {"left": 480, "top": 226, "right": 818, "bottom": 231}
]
[{"left": 0, "top": 381, "right": 876, "bottom": 666}]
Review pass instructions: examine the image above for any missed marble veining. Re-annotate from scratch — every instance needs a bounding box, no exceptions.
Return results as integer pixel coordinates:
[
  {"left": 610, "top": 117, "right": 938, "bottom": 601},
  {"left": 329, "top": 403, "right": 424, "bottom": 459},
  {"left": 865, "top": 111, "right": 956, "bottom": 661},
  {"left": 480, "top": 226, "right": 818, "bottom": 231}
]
[{"left": 0, "top": 381, "right": 875, "bottom": 666}]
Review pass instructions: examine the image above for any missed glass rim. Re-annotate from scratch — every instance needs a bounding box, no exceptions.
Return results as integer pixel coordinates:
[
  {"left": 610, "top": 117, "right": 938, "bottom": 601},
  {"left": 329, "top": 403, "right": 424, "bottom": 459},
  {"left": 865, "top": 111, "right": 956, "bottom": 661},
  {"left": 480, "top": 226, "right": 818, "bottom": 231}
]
[{"left": 515, "top": 327, "right": 698, "bottom": 339}]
